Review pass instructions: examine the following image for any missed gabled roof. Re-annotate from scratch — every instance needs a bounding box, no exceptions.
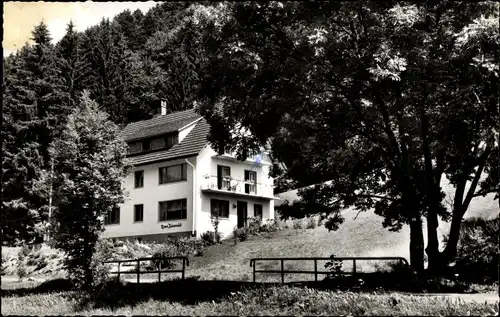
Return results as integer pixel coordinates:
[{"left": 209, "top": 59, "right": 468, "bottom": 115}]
[
  {"left": 128, "top": 117, "right": 211, "bottom": 166},
  {"left": 121, "top": 108, "right": 201, "bottom": 142}
]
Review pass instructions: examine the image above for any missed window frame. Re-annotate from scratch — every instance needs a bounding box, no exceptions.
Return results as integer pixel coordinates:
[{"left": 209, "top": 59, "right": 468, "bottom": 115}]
[
  {"left": 158, "top": 199, "right": 187, "bottom": 221},
  {"left": 254, "top": 204, "right": 263, "bottom": 219},
  {"left": 104, "top": 207, "right": 120, "bottom": 225},
  {"left": 210, "top": 199, "right": 230, "bottom": 219},
  {"left": 134, "top": 204, "right": 144, "bottom": 223},
  {"left": 159, "top": 163, "right": 188, "bottom": 184},
  {"left": 134, "top": 170, "right": 144, "bottom": 188},
  {"left": 244, "top": 170, "right": 257, "bottom": 194}
]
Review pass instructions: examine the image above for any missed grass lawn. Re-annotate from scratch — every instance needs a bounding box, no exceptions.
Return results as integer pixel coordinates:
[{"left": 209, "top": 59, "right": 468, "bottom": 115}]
[{"left": 1, "top": 280, "right": 498, "bottom": 316}]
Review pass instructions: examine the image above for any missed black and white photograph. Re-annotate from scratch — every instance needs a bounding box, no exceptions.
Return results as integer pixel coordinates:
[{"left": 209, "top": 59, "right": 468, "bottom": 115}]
[{"left": 1, "top": 1, "right": 499, "bottom": 315}]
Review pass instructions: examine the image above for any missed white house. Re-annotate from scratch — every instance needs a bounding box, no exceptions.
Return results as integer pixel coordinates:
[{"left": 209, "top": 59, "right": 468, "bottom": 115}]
[{"left": 102, "top": 107, "right": 276, "bottom": 241}]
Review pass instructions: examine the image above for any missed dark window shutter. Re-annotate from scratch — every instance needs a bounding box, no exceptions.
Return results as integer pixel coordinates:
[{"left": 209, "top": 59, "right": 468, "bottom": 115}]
[
  {"left": 245, "top": 170, "right": 249, "bottom": 181},
  {"left": 217, "top": 165, "right": 222, "bottom": 189}
]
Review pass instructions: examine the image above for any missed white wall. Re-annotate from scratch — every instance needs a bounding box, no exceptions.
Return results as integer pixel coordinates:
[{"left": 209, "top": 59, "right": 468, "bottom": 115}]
[
  {"left": 103, "top": 156, "right": 197, "bottom": 239},
  {"left": 178, "top": 119, "right": 200, "bottom": 143},
  {"left": 195, "top": 145, "right": 275, "bottom": 238}
]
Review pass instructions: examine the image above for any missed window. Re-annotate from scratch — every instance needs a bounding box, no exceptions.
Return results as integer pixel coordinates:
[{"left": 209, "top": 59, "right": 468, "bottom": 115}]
[
  {"left": 245, "top": 170, "right": 257, "bottom": 194},
  {"left": 159, "top": 199, "right": 187, "bottom": 221},
  {"left": 151, "top": 137, "right": 165, "bottom": 150},
  {"left": 254, "top": 204, "right": 263, "bottom": 219},
  {"left": 142, "top": 140, "right": 151, "bottom": 151},
  {"left": 165, "top": 134, "right": 178, "bottom": 148},
  {"left": 134, "top": 204, "right": 144, "bottom": 222},
  {"left": 134, "top": 170, "right": 144, "bottom": 188},
  {"left": 159, "top": 164, "right": 187, "bottom": 184},
  {"left": 211, "top": 199, "right": 230, "bottom": 218},
  {"left": 104, "top": 207, "right": 120, "bottom": 225},
  {"left": 217, "top": 165, "right": 231, "bottom": 190},
  {"left": 128, "top": 142, "right": 142, "bottom": 154}
]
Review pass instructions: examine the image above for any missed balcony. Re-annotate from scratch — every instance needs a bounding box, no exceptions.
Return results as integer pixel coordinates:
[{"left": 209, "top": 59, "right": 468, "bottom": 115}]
[{"left": 201, "top": 176, "right": 276, "bottom": 200}]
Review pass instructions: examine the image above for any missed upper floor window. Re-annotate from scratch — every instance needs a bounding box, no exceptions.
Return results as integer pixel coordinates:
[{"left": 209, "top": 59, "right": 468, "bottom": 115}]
[
  {"left": 165, "top": 134, "right": 178, "bottom": 148},
  {"left": 245, "top": 170, "right": 257, "bottom": 194},
  {"left": 134, "top": 170, "right": 144, "bottom": 188},
  {"left": 134, "top": 204, "right": 144, "bottom": 222},
  {"left": 151, "top": 137, "right": 165, "bottom": 150},
  {"left": 217, "top": 165, "right": 231, "bottom": 190},
  {"left": 128, "top": 142, "right": 142, "bottom": 154},
  {"left": 104, "top": 207, "right": 120, "bottom": 225},
  {"left": 159, "top": 164, "right": 187, "bottom": 184},
  {"left": 159, "top": 199, "right": 187, "bottom": 221}
]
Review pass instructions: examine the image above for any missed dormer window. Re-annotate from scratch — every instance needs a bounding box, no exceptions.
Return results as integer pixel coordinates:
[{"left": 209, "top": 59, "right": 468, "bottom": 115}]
[
  {"left": 128, "top": 142, "right": 142, "bottom": 154},
  {"left": 151, "top": 137, "right": 165, "bottom": 150},
  {"left": 127, "top": 132, "right": 179, "bottom": 155}
]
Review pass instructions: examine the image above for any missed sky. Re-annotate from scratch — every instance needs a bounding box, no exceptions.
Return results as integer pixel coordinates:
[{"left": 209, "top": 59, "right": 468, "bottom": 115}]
[{"left": 3, "top": 1, "right": 159, "bottom": 57}]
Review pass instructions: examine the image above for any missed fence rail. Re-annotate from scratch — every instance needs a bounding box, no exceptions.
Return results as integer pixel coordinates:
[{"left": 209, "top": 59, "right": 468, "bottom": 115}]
[
  {"left": 249, "top": 256, "right": 410, "bottom": 283},
  {"left": 102, "top": 256, "right": 189, "bottom": 283}
]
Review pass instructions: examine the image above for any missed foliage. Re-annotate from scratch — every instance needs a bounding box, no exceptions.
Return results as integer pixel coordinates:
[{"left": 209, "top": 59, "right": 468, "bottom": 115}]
[
  {"left": 196, "top": 1, "right": 499, "bottom": 274},
  {"left": 324, "top": 254, "right": 343, "bottom": 280},
  {"left": 47, "top": 92, "right": 130, "bottom": 291},
  {"left": 200, "top": 231, "right": 220, "bottom": 246},
  {"left": 246, "top": 217, "right": 263, "bottom": 235},
  {"left": 16, "top": 248, "right": 28, "bottom": 280},
  {"left": 210, "top": 209, "right": 223, "bottom": 243},
  {"left": 306, "top": 217, "right": 318, "bottom": 229},
  {"left": 232, "top": 227, "right": 248, "bottom": 243},
  {"left": 151, "top": 244, "right": 177, "bottom": 270},
  {"left": 452, "top": 217, "right": 499, "bottom": 283}
]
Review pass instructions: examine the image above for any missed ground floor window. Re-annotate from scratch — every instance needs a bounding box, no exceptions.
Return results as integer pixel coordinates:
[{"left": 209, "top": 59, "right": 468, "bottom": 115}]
[
  {"left": 211, "top": 199, "right": 230, "bottom": 218},
  {"left": 159, "top": 199, "right": 187, "bottom": 221},
  {"left": 254, "top": 204, "right": 263, "bottom": 219},
  {"left": 104, "top": 207, "right": 120, "bottom": 225}
]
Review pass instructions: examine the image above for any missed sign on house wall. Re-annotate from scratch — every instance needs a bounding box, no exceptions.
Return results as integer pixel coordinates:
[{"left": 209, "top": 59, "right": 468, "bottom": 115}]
[{"left": 161, "top": 223, "right": 182, "bottom": 230}]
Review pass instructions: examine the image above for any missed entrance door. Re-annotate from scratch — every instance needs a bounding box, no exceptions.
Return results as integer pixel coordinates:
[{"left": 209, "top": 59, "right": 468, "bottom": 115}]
[{"left": 237, "top": 201, "right": 248, "bottom": 228}]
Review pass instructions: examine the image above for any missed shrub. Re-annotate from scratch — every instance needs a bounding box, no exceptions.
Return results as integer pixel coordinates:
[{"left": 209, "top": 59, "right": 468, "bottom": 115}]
[
  {"left": 247, "top": 217, "right": 263, "bottom": 235},
  {"left": 233, "top": 227, "right": 248, "bottom": 242},
  {"left": 452, "top": 217, "right": 499, "bottom": 284},
  {"left": 292, "top": 218, "right": 306, "bottom": 229},
  {"left": 16, "top": 248, "right": 28, "bottom": 280},
  {"left": 151, "top": 244, "right": 177, "bottom": 269},
  {"left": 201, "top": 231, "right": 216, "bottom": 245},
  {"left": 261, "top": 219, "right": 280, "bottom": 232},
  {"left": 306, "top": 216, "right": 318, "bottom": 229}
]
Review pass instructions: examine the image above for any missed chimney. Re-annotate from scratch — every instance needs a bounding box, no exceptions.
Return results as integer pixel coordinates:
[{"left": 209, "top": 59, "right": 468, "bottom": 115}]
[{"left": 161, "top": 100, "right": 167, "bottom": 116}]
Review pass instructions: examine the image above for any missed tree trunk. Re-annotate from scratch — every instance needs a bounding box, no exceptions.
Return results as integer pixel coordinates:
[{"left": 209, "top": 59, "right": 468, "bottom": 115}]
[
  {"left": 425, "top": 204, "right": 442, "bottom": 274},
  {"left": 409, "top": 216, "right": 425, "bottom": 274},
  {"left": 440, "top": 206, "right": 464, "bottom": 264}
]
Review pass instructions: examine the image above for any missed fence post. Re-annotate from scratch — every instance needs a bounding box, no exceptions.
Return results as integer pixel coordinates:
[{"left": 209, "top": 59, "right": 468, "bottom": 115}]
[
  {"left": 253, "top": 260, "right": 256, "bottom": 283},
  {"left": 117, "top": 262, "right": 121, "bottom": 280},
  {"left": 137, "top": 259, "right": 140, "bottom": 284},
  {"left": 158, "top": 261, "right": 161, "bottom": 283},
  {"left": 182, "top": 258, "right": 185, "bottom": 280},
  {"left": 281, "top": 259, "right": 284, "bottom": 284},
  {"left": 314, "top": 259, "right": 318, "bottom": 282},
  {"left": 353, "top": 259, "right": 356, "bottom": 275}
]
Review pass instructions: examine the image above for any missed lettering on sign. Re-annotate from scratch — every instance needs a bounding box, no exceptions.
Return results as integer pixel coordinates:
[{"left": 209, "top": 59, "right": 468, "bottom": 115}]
[{"left": 161, "top": 223, "right": 182, "bottom": 230}]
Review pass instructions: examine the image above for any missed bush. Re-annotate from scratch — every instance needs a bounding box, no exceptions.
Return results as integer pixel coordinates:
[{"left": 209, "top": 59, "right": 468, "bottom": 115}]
[
  {"left": 261, "top": 219, "right": 280, "bottom": 233},
  {"left": 306, "top": 216, "right": 318, "bottom": 229},
  {"left": 151, "top": 244, "right": 177, "bottom": 270},
  {"left": 452, "top": 217, "right": 499, "bottom": 284},
  {"left": 292, "top": 218, "right": 306, "bottom": 229},
  {"left": 233, "top": 227, "right": 248, "bottom": 242},
  {"left": 16, "top": 249, "right": 28, "bottom": 280},
  {"left": 201, "top": 231, "right": 222, "bottom": 245},
  {"left": 247, "top": 217, "right": 263, "bottom": 235}
]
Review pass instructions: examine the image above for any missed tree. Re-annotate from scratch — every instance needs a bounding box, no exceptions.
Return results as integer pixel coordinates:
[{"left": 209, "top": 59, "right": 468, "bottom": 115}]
[
  {"left": 48, "top": 91, "right": 130, "bottom": 290},
  {"left": 2, "top": 22, "right": 72, "bottom": 245},
  {"left": 196, "top": 2, "right": 499, "bottom": 274}
]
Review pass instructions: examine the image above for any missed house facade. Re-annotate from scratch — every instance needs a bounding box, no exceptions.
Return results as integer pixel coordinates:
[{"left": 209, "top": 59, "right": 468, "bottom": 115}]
[{"left": 102, "top": 108, "right": 275, "bottom": 241}]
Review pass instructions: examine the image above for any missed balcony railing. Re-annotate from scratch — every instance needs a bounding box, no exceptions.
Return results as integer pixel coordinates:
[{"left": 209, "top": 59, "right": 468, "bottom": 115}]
[{"left": 201, "top": 176, "right": 274, "bottom": 199}]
